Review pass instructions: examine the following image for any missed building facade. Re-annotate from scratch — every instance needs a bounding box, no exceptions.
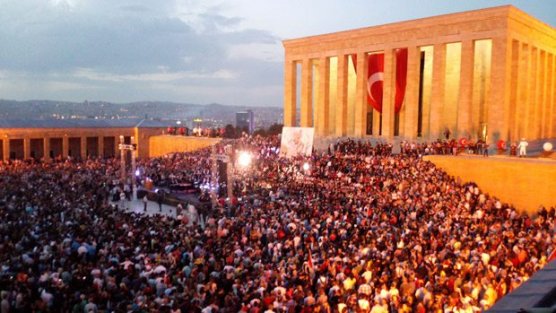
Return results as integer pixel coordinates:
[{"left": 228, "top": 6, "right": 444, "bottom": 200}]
[
  {"left": 236, "top": 110, "right": 255, "bottom": 134},
  {"left": 0, "top": 119, "right": 167, "bottom": 161},
  {"left": 283, "top": 6, "right": 556, "bottom": 144}
]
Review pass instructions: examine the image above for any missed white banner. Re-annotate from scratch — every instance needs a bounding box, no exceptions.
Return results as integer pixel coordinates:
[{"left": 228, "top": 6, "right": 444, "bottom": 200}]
[{"left": 280, "top": 127, "right": 314, "bottom": 158}]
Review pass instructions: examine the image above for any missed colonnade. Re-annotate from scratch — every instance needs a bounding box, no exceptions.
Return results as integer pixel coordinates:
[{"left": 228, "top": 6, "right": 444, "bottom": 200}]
[
  {"left": 1, "top": 134, "right": 122, "bottom": 161},
  {"left": 283, "top": 6, "right": 556, "bottom": 144},
  {"left": 509, "top": 40, "right": 556, "bottom": 141}
]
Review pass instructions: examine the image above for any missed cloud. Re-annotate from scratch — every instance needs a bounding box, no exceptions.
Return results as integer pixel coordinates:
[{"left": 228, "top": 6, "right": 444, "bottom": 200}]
[
  {"left": 228, "top": 43, "right": 282, "bottom": 62},
  {"left": 0, "top": 0, "right": 284, "bottom": 106},
  {"left": 73, "top": 68, "right": 238, "bottom": 82},
  {"left": 0, "top": 1, "right": 280, "bottom": 74},
  {"left": 45, "top": 81, "right": 100, "bottom": 92}
]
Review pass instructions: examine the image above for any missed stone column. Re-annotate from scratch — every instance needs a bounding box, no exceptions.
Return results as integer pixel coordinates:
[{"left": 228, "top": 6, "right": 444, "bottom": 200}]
[
  {"left": 382, "top": 48, "right": 396, "bottom": 138},
  {"left": 488, "top": 36, "right": 511, "bottom": 145},
  {"left": 119, "top": 136, "right": 125, "bottom": 180},
  {"left": 284, "top": 60, "right": 297, "bottom": 127},
  {"left": 372, "top": 109, "right": 381, "bottom": 136},
  {"left": 508, "top": 40, "right": 520, "bottom": 142},
  {"left": 548, "top": 54, "right": 555, "bottom": 138},
  {"left": 354, "top": 51, "right": 369, "bottom": 137},
  {"left": 533, "top": 50, "right": 544, "bottom": 139},
  {"left": 300, "top": 58, "right": 313, "bottom": 127},
  {"left": 62, "top": 135, "right": 69, "bottom": 159},
  {"left": 80, "top": 136, "right": 87, "bottom": 159},
  {"left": 430, "top": 43, "right": 446, "bottom": 140},
  {"left": 516, "top": 42, "right": 530, "bottom": 139},
  {"left": 316, "top": 57, "right": 330, "bottom": 136},
  {"left": 403, "top": 46, "right": 421, "bottom": 139},
  {"left": 23, "top": 137, "right": 31, "bottom": 160},
  {"left": 335, "top": 54, "right": 348, "bottom": 136},
  {"left": 43, "top": 137, "right": 51, "bottom": 161},
  {"left": 2, "top": 136, "right": 9, "bottom": 161},
  {"left": 98, "top": 136, "right": 104, "bottom": 158},
  {"left": 526, "top": 47, "right": 539, "bottom": 139},
  {"left": 457, "top": 40, "right": 475, "bottom": 138},
  {"left": 113, "top": 136, "right": 118, "bottom": 157},
  {"left": 539, "top": 51, "right": 548, "bottom": 138}
]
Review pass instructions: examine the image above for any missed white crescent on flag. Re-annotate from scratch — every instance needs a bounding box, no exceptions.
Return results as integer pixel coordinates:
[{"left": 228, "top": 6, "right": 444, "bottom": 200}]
[{"left": 367, "top": 71, "right": 384, "bottom": 104}]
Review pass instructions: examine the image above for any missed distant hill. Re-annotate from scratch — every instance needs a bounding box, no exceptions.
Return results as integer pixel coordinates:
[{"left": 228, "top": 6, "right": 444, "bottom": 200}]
[{"left": 0, "top": 99, "right": 283, "bottom": 128}]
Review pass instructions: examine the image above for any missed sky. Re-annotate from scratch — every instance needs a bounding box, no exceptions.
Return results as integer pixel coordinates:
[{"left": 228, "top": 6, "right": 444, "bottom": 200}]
[{"left": 0, "top": 0, "right": 554, "bottom": 107}]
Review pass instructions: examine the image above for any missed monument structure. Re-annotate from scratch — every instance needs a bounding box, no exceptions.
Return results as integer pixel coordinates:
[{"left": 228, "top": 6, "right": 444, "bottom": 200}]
[{"left": 283, "top": 5, "right": 556, "bottom": 144}]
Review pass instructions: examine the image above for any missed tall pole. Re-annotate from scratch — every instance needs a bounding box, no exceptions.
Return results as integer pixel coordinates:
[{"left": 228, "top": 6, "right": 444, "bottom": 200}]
[
  {"left": 131, "top": 136, "right": 137, "bottom": 200},
  {"left": 210, "top": 145, "right": 217, "bottom": 206},
  {"left": 227, "top": 159, "right": 233, "bottom": 200},
  {"left": 119, "top": 135, "right": 126, "bottom": 182},
  {"left": 225, "top": 144, "right": 234, "bottom": 199}
]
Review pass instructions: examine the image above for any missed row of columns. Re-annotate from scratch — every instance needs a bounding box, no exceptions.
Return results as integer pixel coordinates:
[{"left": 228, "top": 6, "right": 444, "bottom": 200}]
[
  {"left": 286, "top": 43, "right": 454, "bottom": 139},
  {"left": 509, "top": 39, "right": 555, "bottom": 141},
  {"left": 1, "top": 135, "right": 119, "bottom": 161},
  {"left": 284, "top": 36, "right": 555, "bottom": 143}
]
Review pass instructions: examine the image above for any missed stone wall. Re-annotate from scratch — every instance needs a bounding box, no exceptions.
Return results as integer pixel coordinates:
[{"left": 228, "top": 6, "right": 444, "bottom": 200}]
[
  {"left": 425, "top": 155, "right": 556, "bottom": 213},
  {"left": 148, "top": 135, "right": 221, "bottom": 157}
]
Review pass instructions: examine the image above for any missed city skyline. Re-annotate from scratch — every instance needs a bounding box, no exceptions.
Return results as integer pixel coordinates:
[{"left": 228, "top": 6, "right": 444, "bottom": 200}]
[{"left": 1, "top": 0, "right": 555, "bottom": 107}]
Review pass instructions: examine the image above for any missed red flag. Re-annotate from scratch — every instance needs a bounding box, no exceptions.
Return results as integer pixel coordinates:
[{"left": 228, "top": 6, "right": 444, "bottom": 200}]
[
  {"left": 395, "top": 48, "right": 408, "bottom": 114},
  {"left": 367, "top": 53, "right": 384, "bottom": 113},
  {"left": 549, "top": 249, "right": 556, "bottom": 262},
  {"left": 351, "top": 49, "right": 407, "bottom": 114}
]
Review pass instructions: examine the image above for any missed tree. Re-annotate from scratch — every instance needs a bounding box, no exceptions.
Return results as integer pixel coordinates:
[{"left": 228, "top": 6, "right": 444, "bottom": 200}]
[
  {"left": 223, "top": 124, "right": 238, "bottom": 138},
  {"left": 266, "top": 123, "right": 283, "bottom": 136},
  {"left": 253, "top": 128, "right": 267, "bottom": 137}
]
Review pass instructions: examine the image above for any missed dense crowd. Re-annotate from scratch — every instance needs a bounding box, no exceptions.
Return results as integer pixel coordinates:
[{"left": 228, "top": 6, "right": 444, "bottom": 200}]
[
  {"left": 398, "top": 139, "right": 490, "bottom": 157},
  {"left": 0, "top": 136, "right": 554, "bottom": 313}
]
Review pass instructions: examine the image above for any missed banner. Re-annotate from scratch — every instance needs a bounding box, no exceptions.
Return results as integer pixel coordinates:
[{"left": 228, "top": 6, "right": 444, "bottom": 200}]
[
  {"left": 351, "top": 48, "right": 408, "bottom": 114},
  {"left": 395, "top": 48, "right": 408, "bottom": 114},
  {"left": 280, "top": 127, "right": 314, "bottom": 158},
  {"left": 367, "top": 53, "right": 385, "bottom": 113}
]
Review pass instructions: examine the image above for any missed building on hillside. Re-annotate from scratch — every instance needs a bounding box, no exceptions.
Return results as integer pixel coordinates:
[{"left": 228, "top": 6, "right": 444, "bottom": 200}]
[
  {"left": 282, "top": 5, "right": 556, "bottom": 145},
  {"left": 0, "top": 119, "right": 168, "bottom": 161},
  {"left": 236, "top": 110, "right": 254, "bottom": 134}
]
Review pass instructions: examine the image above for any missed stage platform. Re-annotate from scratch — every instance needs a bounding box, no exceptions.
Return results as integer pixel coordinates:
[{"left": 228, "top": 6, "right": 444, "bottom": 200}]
[{"left": 424, "top": 154, "right": 556, "bottom": 214}]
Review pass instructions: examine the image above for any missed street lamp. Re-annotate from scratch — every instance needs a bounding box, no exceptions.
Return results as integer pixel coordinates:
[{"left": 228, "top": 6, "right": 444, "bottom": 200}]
[{"left": 118, "top": 135, "right": 138, "bottom": 200}]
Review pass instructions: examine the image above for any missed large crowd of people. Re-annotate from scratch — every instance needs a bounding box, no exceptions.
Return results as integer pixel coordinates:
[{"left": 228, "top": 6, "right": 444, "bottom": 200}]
[{"left": 0, "top": 136, "right": 554, "bottom": 313}]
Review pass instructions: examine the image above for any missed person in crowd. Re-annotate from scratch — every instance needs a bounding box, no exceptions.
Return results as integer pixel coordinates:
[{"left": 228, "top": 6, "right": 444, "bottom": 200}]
[
  {"left": 510, "top": 142, "right": 518, "bottom": 156},
  {"left": 157, "top": 190, "right": 165, "bottom": 212},
  {"left": 0, "top": 135, "right": 553, "bottom": 313},
  {"left": 143, "top": 194, "right": 148, "bottom": 212},
  {"left": 518, "top": 138, "right": 528, "bottom": 157}
]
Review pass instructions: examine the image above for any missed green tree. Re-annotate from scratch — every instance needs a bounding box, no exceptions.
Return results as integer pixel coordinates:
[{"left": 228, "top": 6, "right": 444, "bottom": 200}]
[
  {"left": 223, "top": 124, "right": 237, "bottom": 138},
  {"left": 266, "top": 123, "right": 283, "bottom": 136}
]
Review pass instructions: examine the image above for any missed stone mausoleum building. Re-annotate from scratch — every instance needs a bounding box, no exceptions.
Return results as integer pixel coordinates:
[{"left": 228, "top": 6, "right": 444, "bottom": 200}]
[
  {"left": 0, "top": 119, "right": 167, "bottom": 161},
  {"left": 283, "top": 6, "right": 556, "bottom": 145}
]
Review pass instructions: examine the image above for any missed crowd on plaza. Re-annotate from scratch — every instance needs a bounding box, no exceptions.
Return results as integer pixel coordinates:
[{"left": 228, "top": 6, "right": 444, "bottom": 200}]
[
  {"left": 398, "top": 139, "right": 490, "bottom": 157},
  {"left": 0, "top": 135, "right": 554, "bottom": 313}
]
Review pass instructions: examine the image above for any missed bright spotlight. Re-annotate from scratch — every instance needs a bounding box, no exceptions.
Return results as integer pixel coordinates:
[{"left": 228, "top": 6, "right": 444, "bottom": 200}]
[
  {"left": 543, "top": 142, "right": 553, "bottom": 152},
  {"left": 302, "top": 162, "right": 310, "bottom": 171},
  {"left": 237, "top": 151, "right": 252, "bottom": 168},
  {"left": 135, "top": 169, "right": 140, "bottom": 177}
]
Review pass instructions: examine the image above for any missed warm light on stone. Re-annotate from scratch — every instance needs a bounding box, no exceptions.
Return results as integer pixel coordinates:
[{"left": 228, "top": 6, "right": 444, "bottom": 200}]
[{"left": 283, "top": 5, "right": 556, "bottom": 145}]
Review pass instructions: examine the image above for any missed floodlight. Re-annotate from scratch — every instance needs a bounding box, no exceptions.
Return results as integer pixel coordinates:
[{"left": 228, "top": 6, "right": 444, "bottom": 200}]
[{"left": 237, "top": 151, "right": 252, "bottom": 168}]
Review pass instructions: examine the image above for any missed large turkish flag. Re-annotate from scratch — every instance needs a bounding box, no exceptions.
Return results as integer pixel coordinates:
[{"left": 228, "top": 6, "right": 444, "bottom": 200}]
[
  {"left": 367, "top": 53, "right": 384, "bottom": 113},
  {"left": 394, "top": 48, "right": 408, "bottom": 114},
  {"left": 351, "top": 49, "right": 408, "bottom": 114}
]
